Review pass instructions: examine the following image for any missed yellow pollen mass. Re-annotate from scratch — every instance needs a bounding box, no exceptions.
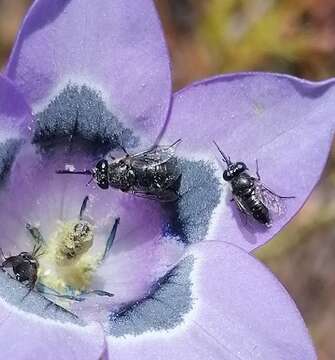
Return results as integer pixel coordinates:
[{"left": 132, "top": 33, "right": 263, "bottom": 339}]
[{"left": 38, "top": 220, "right": 101, "bottom": 294}]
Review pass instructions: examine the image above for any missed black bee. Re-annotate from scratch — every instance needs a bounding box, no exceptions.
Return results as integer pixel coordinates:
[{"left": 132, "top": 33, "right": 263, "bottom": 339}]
[
  {"left": 214, "top": 141, "right": 294, "bottom": 227},
  {"left": 0, "top": 243, "right": 43, "bottom": 294},
  {"left": 0, "top": 196, "right": 119, "bottom": 300},
  {"left": 57, "top": 139, "right": 182, "bottom": 202}
]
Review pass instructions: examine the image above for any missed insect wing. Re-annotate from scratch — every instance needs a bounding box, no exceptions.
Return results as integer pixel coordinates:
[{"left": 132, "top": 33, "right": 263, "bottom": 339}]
[
  {"left": 232, "top": 195, "right": 250, "bottom": 215},
  {"left": 131, "top": 189, "right": 179, "bottom": 203},
  {"left": 254, "top": 181, "right": 286, "bottom": 216},
  {"left": 129, "top": 139, "right": 181, "bottom": 169}
]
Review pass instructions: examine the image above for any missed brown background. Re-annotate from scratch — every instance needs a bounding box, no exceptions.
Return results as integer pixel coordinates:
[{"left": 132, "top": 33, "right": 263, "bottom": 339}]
[{"left": 1, "top": 1, "right": 334, "bottom": 358}]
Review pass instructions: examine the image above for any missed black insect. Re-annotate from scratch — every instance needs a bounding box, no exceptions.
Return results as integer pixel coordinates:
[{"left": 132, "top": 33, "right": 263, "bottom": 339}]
[
  {"left": 0, "top": 196, "right": 119, "bottom": 301},
  {"left": 214, "top": 141, "right": 294, "bottom": 227},
  {"left": 0, "top": 243, "right": 43, "bottom": 295},
  {"left": 57, "top": 139, "right": 182, "bottom": 202}
]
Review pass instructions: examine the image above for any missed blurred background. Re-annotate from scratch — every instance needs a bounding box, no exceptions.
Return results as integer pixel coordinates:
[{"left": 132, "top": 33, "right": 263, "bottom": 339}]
[{"left": 0, "top": 0, "right": 334, "bottom": 358}]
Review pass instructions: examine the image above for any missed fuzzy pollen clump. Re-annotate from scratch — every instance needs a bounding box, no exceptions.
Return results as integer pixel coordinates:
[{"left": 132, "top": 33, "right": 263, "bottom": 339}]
[
  {"left": 38, "top": 220, "right": 100, "bottom": 294},
  {"left": 54, "top": 220, "right": 94, "bottom": 266}
]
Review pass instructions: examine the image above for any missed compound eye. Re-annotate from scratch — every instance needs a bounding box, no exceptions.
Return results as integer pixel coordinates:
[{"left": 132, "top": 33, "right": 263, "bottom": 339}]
[
  {"left": 96, "top": 160, "right": 108, "bottom": 172},
  {"left": 95, "top": 160, "right": 109, "bottom": 189},
  {"left": 20, "top": 252, "right": 30, "bottom": 261},
  {"left": 97, "top": 180, "right": 109, "bottom": 190},
  {"left": 223, "top": 170, "right": 232, "bottom": 181},
  {"left": 236, "top": 162, "right": 246, "bottom": 171}
]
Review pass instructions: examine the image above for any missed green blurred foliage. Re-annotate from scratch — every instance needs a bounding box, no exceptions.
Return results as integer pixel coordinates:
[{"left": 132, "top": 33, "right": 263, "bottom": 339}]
[
  {"left": 201, "top": 0, "right": 307, "bottom": 72},
  {"left": 200, "top": 0, "right": 335, "bottom": 79}
]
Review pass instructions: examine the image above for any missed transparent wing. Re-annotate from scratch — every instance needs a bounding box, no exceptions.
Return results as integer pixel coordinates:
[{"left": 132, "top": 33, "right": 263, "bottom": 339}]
[
  {"left": 254, "top": 180, "right": 287, "bottom": 216},
  {"left": 131, "top": 189, "right": 179, "bottom": 203},
  {"left": 129, "top": 139, "right": 182, "bottom": 169},
  {"left": 233, "top": 195, "right": 251, "bottom": 215}
]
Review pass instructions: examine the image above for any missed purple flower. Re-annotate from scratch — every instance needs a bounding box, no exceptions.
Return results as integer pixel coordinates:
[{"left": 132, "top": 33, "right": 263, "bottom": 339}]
[{"left": 0, "top": 0, "right": 334, "bottom": 359}]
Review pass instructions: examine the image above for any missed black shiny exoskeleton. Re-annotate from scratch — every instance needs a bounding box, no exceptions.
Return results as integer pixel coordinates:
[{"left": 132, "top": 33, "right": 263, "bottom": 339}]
[
  {"left": 0, "top": 246, "right": 41, "bottom": 292},
  {"left": 0, "top": 197, "right": 119, "bottom": 301},
  {"left": 57, "top": 140, "right": 182, "bottom": 202},
  {"left": 214, "top": 141, "right": 294, "bottom": 227}
]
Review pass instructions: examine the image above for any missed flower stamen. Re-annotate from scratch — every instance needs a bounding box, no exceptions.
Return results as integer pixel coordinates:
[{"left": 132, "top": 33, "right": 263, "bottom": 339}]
[{"left": 38, "top": 218, "right": 99, "bottom": 294}]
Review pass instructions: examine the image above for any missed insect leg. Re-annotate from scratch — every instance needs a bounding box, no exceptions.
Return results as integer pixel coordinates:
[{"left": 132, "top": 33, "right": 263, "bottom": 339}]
[
  {"left": 22, "top": 272, "right": 38, "bottom": 301},
  {"left": 255, "top": 159, "right": 261, "bottom": 180},
  {"left": 1, "top": 256, "right": 14, "bottom": 268},
  {"left": 116, "top": 133, "right": 130, "bottom": 156},
  {"left": 79, "top": 195, "right": 89, "bottom": 220},
  {"left": 26, "top": 223, "right": 46, "bottom": 246},
  {"left": 0, "top": 248, "right": 5, "bottom": 262},
  {"left": 101, "top": 217, "right": 120, "bottom": 261},
  {"left": 168, "top": 138, "right": 182, "bottom": 149},
  {"left": 31, "top": 242, "right": 46, "bottom": 258}
]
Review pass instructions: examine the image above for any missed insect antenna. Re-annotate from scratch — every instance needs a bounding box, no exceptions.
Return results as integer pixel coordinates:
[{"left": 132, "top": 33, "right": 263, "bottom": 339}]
[
  {"left": 85, "top": 177, "right": 94, "bottom": 187},
  {"left": 213, "top": 141, "right": 232, "bottom": 165},
  {"left": 169, "top": 138, "right": 182, "bottom": 148},
  {"left": 56, "top": 169, "right": 93, "bottom": 176}
]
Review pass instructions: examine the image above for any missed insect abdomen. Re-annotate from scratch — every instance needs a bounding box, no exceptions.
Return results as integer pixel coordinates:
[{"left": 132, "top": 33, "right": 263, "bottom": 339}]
[
  {"left": 232, "top": 175, "right": 271, "bottom": 226},
  {"left": 246, "top": 193, "right": 270, "bottom": 225}
]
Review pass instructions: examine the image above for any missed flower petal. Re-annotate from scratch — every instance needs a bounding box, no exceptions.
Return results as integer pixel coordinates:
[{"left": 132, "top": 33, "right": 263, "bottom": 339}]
[
  {"left": 0, "top": 143, "right": 185, "bottom": 324},
  {"left": 162, "top": 73, "right": 335, "bottom": 251},
  {"left": 0, "top": 74, "right": 32, "bottom": 140},
  {"left": 0, "top": 77, "right": 109, "bottom": 355},
  {"left": 0, "top": 75, "right": 32, "bottom": 187},
  {"left": 108, "top": 241, "right": 316, "bottom": 360},
  {"left": 0, "top": 293, "right": 106, "bottom": 360},
  {"left": 6, "top": 0, "right": 172, "bottom": 147}
]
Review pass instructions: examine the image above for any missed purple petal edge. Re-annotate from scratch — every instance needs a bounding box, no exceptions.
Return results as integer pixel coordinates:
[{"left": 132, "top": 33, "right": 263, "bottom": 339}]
[
  {"left": 108, "top": 241, "right": 316, "bottom": 360},
  {"left": 0, "top": 74, "right": 32, "bottom": 139},
  {"left": 0, "top": 297, "right": 106, "bottom": 360},
  {"left": 6, "top": 0, "right": 172, "bottom": 147},
  {"left": 162, "top": 72, "right": 335, "bottom": 251}
]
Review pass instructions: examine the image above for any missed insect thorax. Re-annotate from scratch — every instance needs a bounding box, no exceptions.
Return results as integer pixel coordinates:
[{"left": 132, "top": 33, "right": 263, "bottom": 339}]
[
  {"left": 13, "top": 258, "right": 38, "bottom": 282},
  {"left": 108, "top": 161, "right": 136, "bottom": 190},
  {"left": 231, "top": 173, "right": 255, "bottom": 195},
  {"left": 142, "top": 163, "right": 174, "bottom": 192},
  {"left": 107, "top": 156, "right": 179, "bottom": 194}
]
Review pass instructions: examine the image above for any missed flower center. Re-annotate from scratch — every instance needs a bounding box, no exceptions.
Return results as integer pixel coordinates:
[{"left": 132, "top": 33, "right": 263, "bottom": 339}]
[
  {"left": 38, "top": 219, "right": 100, "bottom": 297},
  {"left": 0, "top": 81, "right": 218, "bottom": 334}
]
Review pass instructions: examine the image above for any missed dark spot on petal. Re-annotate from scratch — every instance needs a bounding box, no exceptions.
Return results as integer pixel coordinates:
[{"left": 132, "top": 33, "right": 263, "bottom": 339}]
[
  {"left": 108, "top": 256, "right": 194, "bottom": 337},
  {"left": 0, "top": 139, "right": 22, "bottom": 185},
  {"left": 163, "top": 159, "right": 221, "bottom": 244},
  {"left": 0, "top": 269, "right": 81, "bottom": 324},
  {"left": 33, "top": 84, "right": 138, "bottom": 155}
]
